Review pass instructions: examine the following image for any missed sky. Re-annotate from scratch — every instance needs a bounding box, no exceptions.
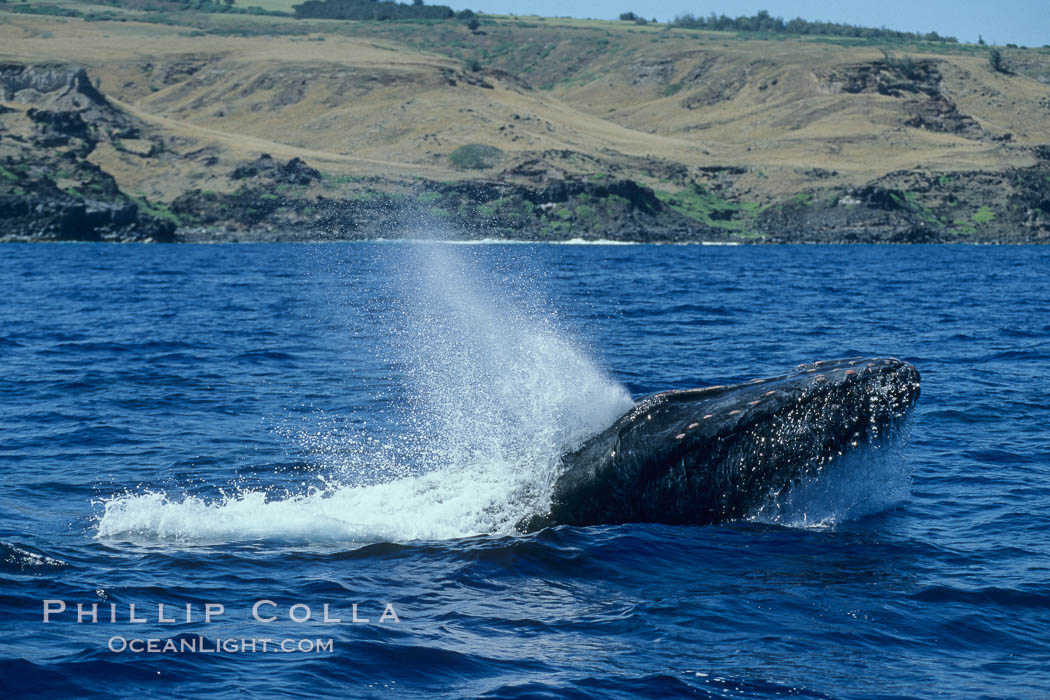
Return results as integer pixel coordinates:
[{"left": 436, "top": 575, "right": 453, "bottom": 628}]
[{"left": 450, "top": 0, "right": 1050, "bottom": 47}]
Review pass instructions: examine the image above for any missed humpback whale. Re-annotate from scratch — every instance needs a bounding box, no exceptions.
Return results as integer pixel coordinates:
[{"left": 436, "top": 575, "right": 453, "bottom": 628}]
[{"left": 521, "top": 357, "right": 920, "bottom": 531}]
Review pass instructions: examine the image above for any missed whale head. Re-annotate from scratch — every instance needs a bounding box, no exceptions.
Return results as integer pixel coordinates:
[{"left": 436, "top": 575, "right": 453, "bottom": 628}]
[{"left": 523, "top": 357, "right": 920, "bottom": 531}]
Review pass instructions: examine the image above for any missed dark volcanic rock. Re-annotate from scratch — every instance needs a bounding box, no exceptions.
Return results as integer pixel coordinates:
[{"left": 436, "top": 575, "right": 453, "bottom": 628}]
[
  {"left": 816, "top": 59, "right": 941, "bottom": 98},
  {"left": 171, "top": 156, "right": 1050, "bottom": 244},
  {"left": 756, "top": 165, "right": 1050, "bottom": 243},
  {"left": 903, "top": 97, "right": 985, "bottom": 139},
  {"left": 170, "top": 174, "right": 718, "bottom": 243},
  {"left": 757, "top": 190, "right": 929, "bottom": 243},
  {"left": 231, "top": 154, "right": 322, "bottom": 185},
  {"left": 815, "top": 59, "right": 987, "bottom": 140},
  {"left": 0, "top": 162, "right": 175, "bottom": 242},
  {"left": 0, "top": 63, "right": 175, "bottom": 242},
  {"left": 0, "top": 63, "right": 106, "bottom": 108}
]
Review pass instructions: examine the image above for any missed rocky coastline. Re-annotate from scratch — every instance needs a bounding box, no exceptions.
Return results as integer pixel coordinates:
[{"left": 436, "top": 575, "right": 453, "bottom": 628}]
[{"left": 3, "top": 62, "right": 1048, "bottom": 244}]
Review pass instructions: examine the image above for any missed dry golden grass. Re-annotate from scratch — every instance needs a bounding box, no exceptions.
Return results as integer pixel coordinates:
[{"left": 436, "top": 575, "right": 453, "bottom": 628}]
[{"left": 2, "top": 7, "right": 1048, "bottom": 203}]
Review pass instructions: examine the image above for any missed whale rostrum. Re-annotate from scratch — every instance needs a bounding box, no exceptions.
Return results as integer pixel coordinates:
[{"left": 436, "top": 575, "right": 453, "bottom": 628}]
[{"left": 520, "top": 357, "right": 920, "bottom": 531}]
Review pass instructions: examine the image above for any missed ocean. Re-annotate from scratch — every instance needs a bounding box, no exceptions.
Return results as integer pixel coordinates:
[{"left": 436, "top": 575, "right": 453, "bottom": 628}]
[{"left": 1, "top": 242, "right": 1048, "bottom": 698}]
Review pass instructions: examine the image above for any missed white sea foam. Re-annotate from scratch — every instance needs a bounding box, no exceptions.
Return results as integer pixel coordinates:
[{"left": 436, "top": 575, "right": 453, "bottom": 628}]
[
  {"left": 96, "top": 242, "right": 632, "bottom": 544},
  {"left": 375, "top": 237, "right": 638, "bottom": 246},
  {"left": 552, "top": 238, "right": 638, "bottom": 246}
]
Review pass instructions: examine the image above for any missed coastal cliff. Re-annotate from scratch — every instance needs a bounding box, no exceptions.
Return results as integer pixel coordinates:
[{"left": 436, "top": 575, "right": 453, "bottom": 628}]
[{"left": 2, "top": 8, "right": 1049, "bottom": 242}]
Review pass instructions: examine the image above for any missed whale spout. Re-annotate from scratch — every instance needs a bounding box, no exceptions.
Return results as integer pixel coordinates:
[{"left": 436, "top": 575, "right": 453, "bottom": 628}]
[{"left": 521, "top": 357, "right": 920, "bottom": 531}]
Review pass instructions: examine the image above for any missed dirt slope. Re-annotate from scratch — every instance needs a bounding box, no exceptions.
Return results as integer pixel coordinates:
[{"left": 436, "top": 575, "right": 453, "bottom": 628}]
[{"left": 2, "top": 6, "right": 1049, "bottom": 241}]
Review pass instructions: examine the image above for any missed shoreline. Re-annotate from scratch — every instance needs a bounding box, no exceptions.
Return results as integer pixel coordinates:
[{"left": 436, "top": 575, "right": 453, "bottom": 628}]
[
  {"left": 3, "top": 20, "right": 1049, "bottom": 246},
  {"left": 3, "top": 234, "right": 1045, "bottom": 245}
]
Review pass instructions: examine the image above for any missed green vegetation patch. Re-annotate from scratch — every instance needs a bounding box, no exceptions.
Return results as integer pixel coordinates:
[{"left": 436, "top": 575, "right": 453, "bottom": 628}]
[
  {"left": 292, "top": 0, "right": 461, "bottom": 21},
  {"left": 972, "top": 206, "right": 995, "bottom": 224},
  {"left": 890, "top": 189, "right": 947, "bottom": 227},
  {"left": 656, "top": 185, "right": 755, "bottom": 230},
  {"left": 881, "top": 49, "right": 922, "bottom": 80},
  {"left": 6, "top": 4, "right": 84, "bottom": 18},
  {"left": 130, "top": 195, "right": 182, "bottom": 225},
  {"left": 448, "top": 144, "right": 503, "bottom": 170},
  {"left": 669, "top": 9, "right": 957, "bottom": 43},
  {"left": 320, "top": 172, "right": 363, "bottom": 190}
]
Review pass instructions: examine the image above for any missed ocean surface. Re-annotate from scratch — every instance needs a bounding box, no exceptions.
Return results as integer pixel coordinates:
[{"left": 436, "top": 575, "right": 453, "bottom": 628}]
[{"left": 1, "top": 242, "right": 1048, "bottom": 699}]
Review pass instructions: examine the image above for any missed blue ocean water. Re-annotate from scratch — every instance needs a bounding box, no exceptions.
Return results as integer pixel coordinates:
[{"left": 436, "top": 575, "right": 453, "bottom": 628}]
[{"left": 1, "top": 242, "right": 1048, "bottom": 699}]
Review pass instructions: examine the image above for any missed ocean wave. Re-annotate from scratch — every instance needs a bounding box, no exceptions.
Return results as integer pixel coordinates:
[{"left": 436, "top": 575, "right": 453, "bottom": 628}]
[{"left": 0, "top": 541, "right": 67, "bottom": 573}]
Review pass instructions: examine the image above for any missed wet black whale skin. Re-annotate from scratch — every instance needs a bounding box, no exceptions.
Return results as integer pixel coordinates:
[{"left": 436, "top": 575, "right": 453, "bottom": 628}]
[{"left": 521, "top": 357, "right": 921, "bottom": 531}]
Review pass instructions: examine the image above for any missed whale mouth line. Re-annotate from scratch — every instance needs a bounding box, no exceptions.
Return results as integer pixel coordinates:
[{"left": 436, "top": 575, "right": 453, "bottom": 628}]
[{"left": 521, "top": 356, "right": 920, "bottom": 532}]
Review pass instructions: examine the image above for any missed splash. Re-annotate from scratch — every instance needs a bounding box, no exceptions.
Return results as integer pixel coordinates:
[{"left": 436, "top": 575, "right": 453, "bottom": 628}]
[
  {"left": 750, "top": 425, "right": 913, "bottom": 528},
  {"left": 96, "top": 243, "right": 632, "bottom": 544}
]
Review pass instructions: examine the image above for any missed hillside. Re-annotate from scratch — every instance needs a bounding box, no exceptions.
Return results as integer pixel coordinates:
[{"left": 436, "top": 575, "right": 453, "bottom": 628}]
[{"left": 2, "top": 3, "right": 1049, "bottom": 242}]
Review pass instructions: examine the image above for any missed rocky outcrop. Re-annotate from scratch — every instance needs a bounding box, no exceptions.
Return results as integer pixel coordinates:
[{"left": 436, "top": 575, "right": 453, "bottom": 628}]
[
  {"left": 756, "top": 187, "right": 940, "bottom": 243},
  {"left": 231, "top": 154, "right": 321, "bottom": 185},
  {"left": 170, "top": 171, "right": 717, "bottom": 242},
  {"left": 1, "top": 60, "right": 1047, "bottom": 244},
  {"left": 755, "top": 161, "right": 1050, "bottom": 243},
  {"left": 815, "top": 58, "right": 987, "bottom": 140},
  {"left": 0, "top": 64, "right": 174, "bottom": 242},
  {"left": 0, "top": 63, "right": 107, "bottom": 109},
  {"left": 903, "top": 97, "right": 985, "bottom": 140},
  {"left": 0, "top": 170, "right": 173, "bottom": 242}
]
